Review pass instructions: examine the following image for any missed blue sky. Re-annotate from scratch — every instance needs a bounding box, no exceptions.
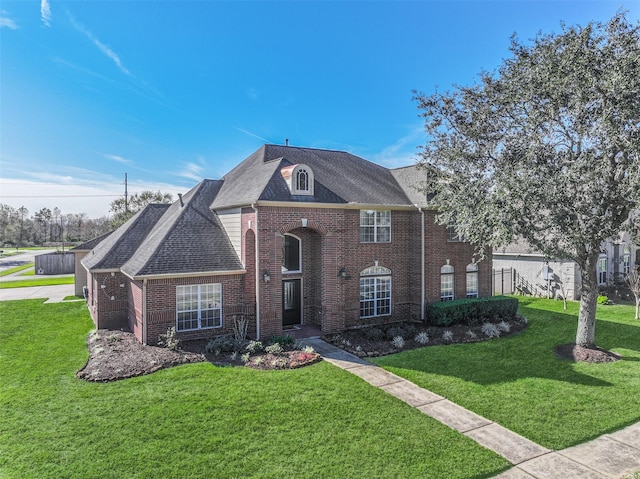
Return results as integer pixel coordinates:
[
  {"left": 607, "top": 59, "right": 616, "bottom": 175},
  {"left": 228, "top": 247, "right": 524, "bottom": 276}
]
[{"left": 1, "top": 1, "right": 638, "bottom": 217}]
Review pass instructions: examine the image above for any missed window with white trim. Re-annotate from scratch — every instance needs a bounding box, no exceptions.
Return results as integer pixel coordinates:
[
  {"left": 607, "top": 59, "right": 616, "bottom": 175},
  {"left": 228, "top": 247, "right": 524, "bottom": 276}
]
[
  {"left": 623, "top": 247, "right": 631, "bottom": 275},
  {"left": 360, "top": 265, "right": 391, "bottom": 318},
  {"left": 598, "top": 257, "right": 608, "bottom": 285},
  {"left": 441, "top": 263, "right": 454, "bottom": 301},
  {"left": 176, "top": 284, "right": 222, "bottom": 331},
  {"left": 466, "top": 263, "right": 479, "bottom": 298},
  {"left": 360, "top": 210, "right": 391, "bottom": 243},
  {"left": 282, "top": 233, "right": 301, "bottom": 274},
  {"left": 447, "top": 226, "right": 462, "bottom": 242}
]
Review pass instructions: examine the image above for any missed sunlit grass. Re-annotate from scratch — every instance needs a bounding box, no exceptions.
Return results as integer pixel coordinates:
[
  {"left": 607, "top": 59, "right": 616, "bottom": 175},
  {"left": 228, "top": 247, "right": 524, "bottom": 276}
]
[
  {"left": 0, "top": 300, "right": 508, "bottom": 479},
  {"left": 0, "top": 262, "right": 34, "bottom": 277},
  {"left": 373, "top": 298, "right": 640, "bottom": 450},
  {"left": 0, "top": 276, "right": 74, "bottom": 289}
]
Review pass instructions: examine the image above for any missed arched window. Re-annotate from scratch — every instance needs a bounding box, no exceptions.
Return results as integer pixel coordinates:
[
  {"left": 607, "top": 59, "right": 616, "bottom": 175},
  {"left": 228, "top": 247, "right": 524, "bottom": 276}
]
[
  {"left": 360, "top": 265, "right": 391, "bottom": 318},
  {"left": 466, "top": 263, "right": 479, "bottom": 298},
  {"left": 282, "top": 234, "right": 301, "bottom": 273},
  {"left": 441, "top": 262, "right": 454, "bottom": 301},
  {"left": 296, "top": 168, "right": 309, "bottom": 192}
]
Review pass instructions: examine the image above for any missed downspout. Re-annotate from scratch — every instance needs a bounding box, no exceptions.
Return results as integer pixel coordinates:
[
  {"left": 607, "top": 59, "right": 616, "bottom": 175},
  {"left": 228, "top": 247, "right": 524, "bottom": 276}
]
[
  {"left": 251, "top": 203, "right": 261, "bottom": 340},
  {"left": 417, "top": 206, "right": 426, "bottom": 321},
  {"left": 142, "top": 278, "right": 148, "bottom": 345}
]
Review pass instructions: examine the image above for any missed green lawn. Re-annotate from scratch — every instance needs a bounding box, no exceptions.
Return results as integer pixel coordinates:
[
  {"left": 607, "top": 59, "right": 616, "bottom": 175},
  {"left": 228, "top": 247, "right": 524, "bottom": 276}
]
[
  {"left": 0, "top": 263, "right": 34, "bottom": 277},
  {"left": 0, "top": 276, "right": 74, "bottom": 289},
  {"left": 0, "top": 300, "right": 508, "bottom": 479},
  {"left": 373, "top": 298, "right": 640, "bottom": 450}
]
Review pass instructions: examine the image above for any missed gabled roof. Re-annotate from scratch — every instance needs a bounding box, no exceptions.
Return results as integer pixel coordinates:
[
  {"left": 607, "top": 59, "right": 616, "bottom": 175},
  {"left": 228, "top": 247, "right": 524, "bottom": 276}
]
[
  {"left": 390, "top": 165, "right": 431, "bottom": 208},
  {"left": 82, "top": 180, "right": 244, "bottom": 278},
  {"left": 212, "top": 144, "right": 414, "bottom": 209},
  {"left": 71, "top": 231, "right": 114, "bottom": 252},
  {"left": 122, "top": 180, "right": 243, "bottom": 277},
  {"left": 82, "top": 204, "right": 170, "bottom": 271}
]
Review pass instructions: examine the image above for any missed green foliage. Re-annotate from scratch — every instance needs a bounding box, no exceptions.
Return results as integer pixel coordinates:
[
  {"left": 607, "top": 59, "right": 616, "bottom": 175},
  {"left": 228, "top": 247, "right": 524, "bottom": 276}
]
[
  {"left": 205, "top": 335, "right": 243, "bottom": 354},
  {"left": 245, "top": 340, "right": 264, "bottom": 354},
  {"left": 597, "top": 295, "right": 610, "bottom": 305},
  {"left": 363, "top": 327, "right": 385, "bottom": 341},
  {"left": 268, "top": 334, "right": 294, "bottom": 347},
  {"left": 427, "top": 296, "right": 519, "bottom": 327},
  {"left": 414, "top": 12, "right": 640, "bottom": 347},
  {"left": 158, "top": 327, "right": 180, "bottom": 351},
  {"left": 109, "top": 190, "right": 173, "bottom": 228},
  {"left": 264, "top": 342, "right": 284, "bottom": 355}
]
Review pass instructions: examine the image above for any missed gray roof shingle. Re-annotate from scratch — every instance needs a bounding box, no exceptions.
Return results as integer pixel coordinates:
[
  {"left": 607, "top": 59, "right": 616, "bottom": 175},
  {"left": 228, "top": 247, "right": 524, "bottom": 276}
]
[
  {"left": 81, "top": 204, "right": 170, "bottom": 271},
  {"left": 212, "top": 145, "right": 414, "bottom": 208},
  {"left": 121, "top": 180, "right": 243, "bottom": 277}
]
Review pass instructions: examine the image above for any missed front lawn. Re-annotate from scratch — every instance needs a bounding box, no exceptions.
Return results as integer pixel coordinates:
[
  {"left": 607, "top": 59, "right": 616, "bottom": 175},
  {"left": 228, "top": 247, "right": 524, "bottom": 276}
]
[
  {"left": 0, "top": 275, "right": 74, "bottom": 288},
  {"left": 0, "top": 300, "right": 509, "bottom": 479},
  {"left": 373, "top": 297, "right": 640, "bottom": 450}
]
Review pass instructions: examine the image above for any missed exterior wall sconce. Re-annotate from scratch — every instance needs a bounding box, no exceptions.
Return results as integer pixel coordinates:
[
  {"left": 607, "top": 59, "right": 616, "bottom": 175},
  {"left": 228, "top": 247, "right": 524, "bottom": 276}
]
[
  {"left": 338, "top": 267, "right": 350, "bottom": 279},
  {"left": 263, "top": 270, "right": 271, "bottom": 283}
]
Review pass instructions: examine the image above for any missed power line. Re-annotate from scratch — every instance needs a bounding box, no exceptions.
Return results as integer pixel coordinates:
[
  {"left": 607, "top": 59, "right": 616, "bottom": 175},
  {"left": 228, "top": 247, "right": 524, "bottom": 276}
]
[{"left": 1, "top": 194, "right": 121, "bottom": 198}]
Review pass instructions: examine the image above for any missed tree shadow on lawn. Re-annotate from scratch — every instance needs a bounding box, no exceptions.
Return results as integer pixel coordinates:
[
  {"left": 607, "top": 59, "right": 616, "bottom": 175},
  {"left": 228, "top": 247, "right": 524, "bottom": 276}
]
[{"left": 376, "top": 303, "right": 640, "bottom": 388}]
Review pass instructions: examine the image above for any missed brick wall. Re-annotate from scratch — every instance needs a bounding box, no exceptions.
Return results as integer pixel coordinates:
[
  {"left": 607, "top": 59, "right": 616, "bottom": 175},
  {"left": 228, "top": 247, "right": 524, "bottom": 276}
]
[{"left": 144, "top": 274, "right": 249, "bottom": 346}]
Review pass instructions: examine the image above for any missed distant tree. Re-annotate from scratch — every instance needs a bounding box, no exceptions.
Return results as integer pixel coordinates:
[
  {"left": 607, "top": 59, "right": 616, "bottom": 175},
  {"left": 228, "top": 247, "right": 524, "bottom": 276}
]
[
  {"left": 109, "top": 190, "right": 173, "bottom": 228},
  {"left": 626, "top": 266, "right": 640, "bottom": 320},
  {"left": 34, "top": 208, "right": 52, "bottom": 244},
  {"left": 413, "top": 12, "right": 640, "bottom": 349},
  {"left": 17, "top": 206, "right": 28, "bottom": 247}
]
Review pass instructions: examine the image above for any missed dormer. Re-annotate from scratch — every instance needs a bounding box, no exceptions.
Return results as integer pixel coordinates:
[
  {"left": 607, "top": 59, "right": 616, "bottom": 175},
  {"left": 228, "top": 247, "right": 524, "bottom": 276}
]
[{"left": 280, "top": 163, "right": 314, "bottom": 196}]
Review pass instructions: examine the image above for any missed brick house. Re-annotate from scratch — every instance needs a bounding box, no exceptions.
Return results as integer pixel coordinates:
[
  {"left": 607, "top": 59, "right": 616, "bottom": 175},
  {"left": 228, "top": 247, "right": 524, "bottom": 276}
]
[{"left": 82, "top": 144, "right": 491, "bottom": 345}]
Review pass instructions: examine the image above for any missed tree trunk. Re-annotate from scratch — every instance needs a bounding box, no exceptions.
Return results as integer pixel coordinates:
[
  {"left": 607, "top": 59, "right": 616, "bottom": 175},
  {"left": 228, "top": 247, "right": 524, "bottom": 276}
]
[
  {"left": 576, "top": 249, "right": 600, "bottom": 348},
  {"left": 635, "top": 298, "right": 639, "bottom": 320}
]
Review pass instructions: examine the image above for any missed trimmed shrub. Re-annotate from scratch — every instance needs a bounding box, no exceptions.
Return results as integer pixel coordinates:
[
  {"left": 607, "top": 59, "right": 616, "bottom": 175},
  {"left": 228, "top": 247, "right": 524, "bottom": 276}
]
[
  {"left": 427, "top": 296, "right": 519, "bottom": 327},
  {"left": 363, "top": 327, "right": 385, "bottom": 341},
  {"left": 206, "top": 335, "right": 243, "bottom": 354}
]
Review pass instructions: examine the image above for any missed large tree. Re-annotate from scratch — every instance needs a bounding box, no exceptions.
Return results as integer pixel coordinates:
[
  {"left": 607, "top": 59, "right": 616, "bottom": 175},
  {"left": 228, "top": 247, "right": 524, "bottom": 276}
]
[
  {"left": 414, "top": 12, "right": 640, "bottom": 349},
  {"left": 109, "top": 190, "right": 173, "bottom": 228}
]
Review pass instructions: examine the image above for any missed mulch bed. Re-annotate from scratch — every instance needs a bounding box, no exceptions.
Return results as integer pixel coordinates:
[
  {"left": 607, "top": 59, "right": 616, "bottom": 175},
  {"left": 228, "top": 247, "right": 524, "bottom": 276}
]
[
  {"left": 325, "top": 319, "right": 529, "bottom": 358},
  {"left": 554, "top": 343, "right": 621, "bottom": 363},
  {"left": 76, "top": 330, "right": 321, "bottom": 382}
]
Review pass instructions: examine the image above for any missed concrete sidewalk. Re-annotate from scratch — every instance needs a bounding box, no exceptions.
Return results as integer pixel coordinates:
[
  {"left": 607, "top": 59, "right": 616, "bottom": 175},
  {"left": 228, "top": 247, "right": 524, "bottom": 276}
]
[
  {"left": 303, "top": 338, "right": 640, "bottom": 479},
  {"left": 0, "top": 284, "right": 76, "bottom": 303}
]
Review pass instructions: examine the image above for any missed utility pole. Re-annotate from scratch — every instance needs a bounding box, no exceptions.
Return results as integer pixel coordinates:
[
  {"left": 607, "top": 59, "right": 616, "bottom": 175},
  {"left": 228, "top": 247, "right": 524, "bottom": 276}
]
[{"left": 124, "top": 173, "right": 129, "bottom": 213}]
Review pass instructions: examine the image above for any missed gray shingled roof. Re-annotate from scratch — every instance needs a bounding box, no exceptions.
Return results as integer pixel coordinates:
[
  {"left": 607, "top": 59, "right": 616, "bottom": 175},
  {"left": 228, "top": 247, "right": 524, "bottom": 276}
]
[
  {"left": 81, "top": 204, "right": 170, "bottom": 271},
  {"left": 71, "top": 231, "right": 114, "bottom": 251},
  {"left": 390, "top": 165, "right": 431, "bottom": 207},
  {"left": 83, "top": 144, "right": 428, "bottom": 278},
  {"left": 212, "top": 144, "right": 414, "bottom": 209},
  {"left": 121, "top": 180, "right": 243, "bottom": 277}
]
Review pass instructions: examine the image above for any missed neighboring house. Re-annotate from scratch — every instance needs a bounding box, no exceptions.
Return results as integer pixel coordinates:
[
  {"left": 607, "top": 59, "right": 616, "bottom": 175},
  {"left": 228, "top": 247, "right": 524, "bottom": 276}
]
[
  {"left": 493, "top": 233, "right": 638, "bottom": 300},
  {"left": 72, "top": 232, "right": 113, "bottom": 297},
  {"left": 81, "top": 144, "right": 492, "bottom": 345}
]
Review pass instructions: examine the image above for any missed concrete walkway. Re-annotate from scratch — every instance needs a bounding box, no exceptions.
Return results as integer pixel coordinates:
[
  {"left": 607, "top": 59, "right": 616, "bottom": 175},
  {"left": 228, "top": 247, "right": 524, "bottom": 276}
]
[
  {"left": 303, "top": 338, "right": 640, "bottom": 479},
  {"left": 0, "top": 284, "right": 76, "bottom": 303}
]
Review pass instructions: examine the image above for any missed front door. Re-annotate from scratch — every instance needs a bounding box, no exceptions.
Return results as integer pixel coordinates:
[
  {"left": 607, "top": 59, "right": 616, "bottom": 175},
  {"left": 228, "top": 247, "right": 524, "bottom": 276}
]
[{"left": 282, "top": 279, "right": 301, "bottom": 327}]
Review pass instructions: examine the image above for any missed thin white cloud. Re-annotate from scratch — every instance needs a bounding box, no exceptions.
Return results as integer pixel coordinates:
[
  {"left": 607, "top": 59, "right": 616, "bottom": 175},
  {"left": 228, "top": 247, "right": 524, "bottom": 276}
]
[
  {"left": 0, "top": 10, "right": 18, "bottom": 29},
  {"left": 68, "top": 14, "right": 130, "bottom": 76},
  {"left": 235, "top": 127, "right": 271, "bottom": 143},
  {"left": 370, "top": 124, "right": 425, "bottom": 168},
  {"left": 103, "top": 153, "right": 132, "bottom": 165},
  {"left": 246, "top": 87, "right": 258, "bottom": 100},
  {"left": 41, "top": 0, "right": 51, "bottom": 27},
  {"left": 179, "top": 160, "right": 205, "bottom": 182}
]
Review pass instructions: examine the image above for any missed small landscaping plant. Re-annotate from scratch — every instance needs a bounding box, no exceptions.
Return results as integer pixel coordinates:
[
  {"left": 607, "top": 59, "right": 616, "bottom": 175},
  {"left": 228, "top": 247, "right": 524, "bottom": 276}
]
[
  {"left": 481, "top": 322, "right": 500, "bottom": 338},
  {"left": 158, "top": 327, "right": 180, "bottom": 351},
  {"left": 415, "top": 332, "right": 429, "bottom": 344},
  {"left": 391, "top": 336, "right": 405, "bottom": 349}
]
